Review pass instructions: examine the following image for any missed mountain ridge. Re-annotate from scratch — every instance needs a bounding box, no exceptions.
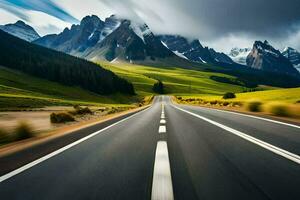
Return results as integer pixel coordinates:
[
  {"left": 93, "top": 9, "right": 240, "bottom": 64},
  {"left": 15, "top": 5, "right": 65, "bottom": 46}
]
[
  {"left": 0, "top": 20, "right": 40, "bottom": 42},
  {"left": 246, "top": 40, "right": 299, "bottom": 76}
]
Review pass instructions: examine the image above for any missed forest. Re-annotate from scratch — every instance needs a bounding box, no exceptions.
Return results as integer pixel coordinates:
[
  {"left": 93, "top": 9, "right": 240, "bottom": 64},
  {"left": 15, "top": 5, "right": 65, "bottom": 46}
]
[{"left": 0, "top": 30, "right": 135, "bottom": 95}]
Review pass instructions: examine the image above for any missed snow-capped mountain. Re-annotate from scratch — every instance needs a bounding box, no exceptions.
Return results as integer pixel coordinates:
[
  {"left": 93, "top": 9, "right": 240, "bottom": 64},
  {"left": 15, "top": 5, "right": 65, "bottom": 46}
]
[
  {"left": 34, "top": 15, "right": 174, "bottom": 62},
  {"left": 228, "top": 47, "right": 251, "bottom": 65},
  {"left": 282, "top": 47, "right": 300, "bottom": 72},
  {"left": 34, "top": 15, "right": 108, "bottom": 55},
  {"left": 160, "top": 35, "right": 233, "bottom": 64},
  {"left": 0, "top": 20, "right": 40, "bottom": 42},
  {"left": 246, "top": 40, "right": 299, "bottom": 76}
]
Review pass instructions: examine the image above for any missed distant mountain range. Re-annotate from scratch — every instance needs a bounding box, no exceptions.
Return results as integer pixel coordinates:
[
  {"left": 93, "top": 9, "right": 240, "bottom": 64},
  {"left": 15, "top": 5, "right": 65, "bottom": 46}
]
[
  {"left": 32, "top": 15, "right": 235, "bottom": 66},
  {"left": 34, "top": 15, "right": 175, "bottom": 63},
  {"left": 282, "top": 47, "right": 300, "bottom": 72},
  {"left": 1, "top": 16, "right": 300, "bottom": 79},
  {"left": 0, "top": 20, "right": 40, "bottom": 42},
  {"left": 159, "top": 35, "right": 233, "bottom": 64}
]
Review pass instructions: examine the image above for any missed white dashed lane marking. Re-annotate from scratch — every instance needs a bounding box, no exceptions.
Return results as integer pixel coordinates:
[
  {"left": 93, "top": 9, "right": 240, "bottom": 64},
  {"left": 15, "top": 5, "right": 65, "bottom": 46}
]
[
  {"left": 159, "top": 126, "right": 166, "bottom": 133},
  {"left": 151, "top": 141, "right": 174, "bottom": 200}
]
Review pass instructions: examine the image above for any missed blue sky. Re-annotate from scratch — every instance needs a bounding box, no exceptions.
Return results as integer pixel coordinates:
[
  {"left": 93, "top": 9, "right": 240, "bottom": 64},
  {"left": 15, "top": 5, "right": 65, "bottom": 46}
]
[{"left": 1, "top": 0, "right": 78, "bottom": 23}]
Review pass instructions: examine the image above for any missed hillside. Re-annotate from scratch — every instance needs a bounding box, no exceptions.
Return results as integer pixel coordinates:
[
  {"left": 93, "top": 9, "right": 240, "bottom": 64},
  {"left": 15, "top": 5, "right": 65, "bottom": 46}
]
[
  {"left": 100, "top": 62, "right": 263, "bottom": 96},
  {"left": 0, "top": 66, "right": 140, "bottom": 110},
  {"left": 0, "top": 30, "right": 134, "bottom": 95},
  {"left": 182, "top": 87, "right": 300, "bottom": 104}
]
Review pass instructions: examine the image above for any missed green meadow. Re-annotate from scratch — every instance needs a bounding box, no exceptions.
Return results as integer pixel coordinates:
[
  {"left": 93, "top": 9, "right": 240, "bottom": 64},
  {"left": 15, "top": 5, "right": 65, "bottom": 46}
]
[
  {"left": 101, "top": 62, "right": 251, "bottom": 96},
  {"left": 182, "top": 87, "right": 300, "bottom": 104},
  {"left": 1, "top": 61, "right": 298, "bottom": 110},
  {"left": 0, "top": 66, "right": 141, "bottom": 110}
]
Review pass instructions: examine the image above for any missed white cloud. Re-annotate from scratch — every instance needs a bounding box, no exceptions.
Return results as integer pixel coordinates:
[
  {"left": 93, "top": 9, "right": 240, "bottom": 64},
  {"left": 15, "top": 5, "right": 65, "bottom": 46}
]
[
  {"left": 0, "top": 8, "right": 20, "bottom": 24},
  {"left": 0, "top": 3, "right": 72, "bottom": 36},
  {"left": 53, "top": 0, "right": 113, "bottom": 21},
  {"left": 26, "top": 10, "right": 72, "bottom": 35},
  {"left": 202, "top": 34, "right": 256, "bottom": 53}
]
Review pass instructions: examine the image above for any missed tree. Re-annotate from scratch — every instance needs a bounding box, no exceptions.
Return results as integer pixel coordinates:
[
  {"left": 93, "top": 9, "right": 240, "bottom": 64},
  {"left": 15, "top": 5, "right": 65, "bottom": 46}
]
[
  {"left": 153, "top": 80, "right": 164, "bottom": 94},
  {"left": 223, "top": 92, "right": 236, "bottom": 99}
]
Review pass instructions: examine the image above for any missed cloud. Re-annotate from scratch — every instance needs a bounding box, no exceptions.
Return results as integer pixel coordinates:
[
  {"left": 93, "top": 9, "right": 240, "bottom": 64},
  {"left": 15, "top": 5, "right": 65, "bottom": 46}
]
[
  {"left": 53, "top": 0, "right": 112, "bottom": 21},
  {"left": 1, "top": 0, "right": 78, "bottom": 23},
  {"left": 1, "top": 0, "right": 300, "bottom": 52},
  {"left": 0, "top": 1, "right": 72, "bottom": 36},
  {"left": 93, "top": 0, "right": 300, "bottom": 51}
]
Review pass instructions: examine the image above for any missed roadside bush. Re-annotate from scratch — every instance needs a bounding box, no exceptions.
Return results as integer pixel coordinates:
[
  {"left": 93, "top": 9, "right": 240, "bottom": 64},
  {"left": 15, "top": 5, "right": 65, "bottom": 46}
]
[
  {"left": 14, "top": 121, "right": 35, "bottom": 140},
  {"left": 269, "top": 103, "right": 291, "bottom": 117},
  {"left": 223, "top": 92, "right": 236, "bottom": 99},
  {"left": 50, "top": 112, "right": 75, "bottom": 123},
  {"left": 222, "top": 102, "right": 230, "bottom": 106},
  {"left": 70, "top": 106, "right": 93, "bottom": 115},
  {"left": 0, "top": 128, "right": 11, "bottom": 144},
  {"left": 246, "top": 101, "right": 262, "bottom": 112}
]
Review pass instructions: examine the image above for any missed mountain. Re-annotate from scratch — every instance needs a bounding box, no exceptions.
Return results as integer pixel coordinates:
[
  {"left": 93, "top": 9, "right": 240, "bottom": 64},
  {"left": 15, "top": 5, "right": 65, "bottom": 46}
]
[
  {"left": 159, "top": 35, "right": 234, "bottom": 64},
  {"left": 282, "top": 47, "right": 300, "bottom": 72},
  {"left": 246, "top": 40, "right": 299, "bottom": 76},
  {"left": 228, "top": 47, "right": 251, "bottom": 65},
  {"left": 0, "top": 20, "right": 40, "bottom": 42},
  {"left": 0, "top": 29, "right": 134, "bottom": 95},
  {"left": 34, "top": 15, "right": 175, "bottom": 62}
]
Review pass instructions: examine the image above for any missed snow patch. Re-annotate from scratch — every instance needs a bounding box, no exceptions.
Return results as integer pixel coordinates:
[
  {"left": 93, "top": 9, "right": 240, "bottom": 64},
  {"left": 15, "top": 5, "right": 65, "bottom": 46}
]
[{"left": 173, "top": 51, "right": 188, "bottom": 60}]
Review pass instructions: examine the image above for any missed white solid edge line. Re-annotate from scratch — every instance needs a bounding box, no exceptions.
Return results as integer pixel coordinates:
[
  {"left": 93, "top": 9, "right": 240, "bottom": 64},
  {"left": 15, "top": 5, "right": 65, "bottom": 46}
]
[
  {"left": 0, "top": 106, "right": 151, "bottom": 183},
  {"left": 159, "top": 126, "right": 166, "bottom": 133},
  {"left": 173, "top": 105, "right": 300, "bottom": 165},
  {"left": 151, "top": 141, "right": 174, "bottom": 200},
  {"left": 194, "top": 105, "right": 300, "bottom": 129}
]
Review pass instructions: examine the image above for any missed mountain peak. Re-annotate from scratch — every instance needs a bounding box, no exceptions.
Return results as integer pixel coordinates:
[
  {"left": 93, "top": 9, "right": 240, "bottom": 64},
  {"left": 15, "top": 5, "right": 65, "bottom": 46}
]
[
  {"left": 15, "top": 20, "right": 26, "bottom": 26},
  {"left": 0, "top": 20, "right": 40, "bottom": 42},
  {"left": 80, "top": 15, "right": 104, "bottom": 27},
  {"left": 247, "top": 40, "right": 299, "bottom": 76}
]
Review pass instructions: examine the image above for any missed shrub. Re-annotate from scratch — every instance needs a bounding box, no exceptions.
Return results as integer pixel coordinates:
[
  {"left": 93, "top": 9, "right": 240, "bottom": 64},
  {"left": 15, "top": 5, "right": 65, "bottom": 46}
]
[
  {"left": 246, "top": 101, "right": 262, "bottom": 112},
  {"left": 70, "top": 106, "right": 93, "bottom": 115},
  {"left": 269, "top": 104, "right": 291, "bottom": 117},
  {"left": 14, "top": 121, "right": 35, "bottom": 140},
  {"left": 223, "top": 92, "right": 236, "bottom": 99},
  {"left": 0, "top": 128, "right": 11, "bottom": 144},
  {"left": 222, "top": 102, "right": 230, "bottom": 106},
  {"left": 50, "top": 112, "right": 75, "bottom": 123}
]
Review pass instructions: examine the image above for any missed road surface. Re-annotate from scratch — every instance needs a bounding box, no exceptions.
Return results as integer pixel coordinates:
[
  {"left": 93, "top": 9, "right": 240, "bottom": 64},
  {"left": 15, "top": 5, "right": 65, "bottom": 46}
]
[{"left": 0, "top": 96, "right": 299, "bottom": 200}]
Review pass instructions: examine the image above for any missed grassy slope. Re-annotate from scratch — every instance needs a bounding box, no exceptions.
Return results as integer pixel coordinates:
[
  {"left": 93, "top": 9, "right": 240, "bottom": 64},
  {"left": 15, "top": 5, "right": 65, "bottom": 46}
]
[
  {"left": 0, "top": 66, "right": 141, "bottom": 110},
  {"left": 101, "top": 62, "right": 251, "bottom": 96},
  {"left": 182, "top": 87, "right": 300, "bottom": 104}
]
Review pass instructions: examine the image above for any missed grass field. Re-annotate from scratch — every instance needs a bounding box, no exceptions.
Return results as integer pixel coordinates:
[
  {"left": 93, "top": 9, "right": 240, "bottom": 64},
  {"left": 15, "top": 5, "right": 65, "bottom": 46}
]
[
  {"left": 2, "top": 61, "right": 297, "bottom": 110},
  {"left": 178, "top": 88, "right": 300, "bottom": 104},
  {"left": 101, "top": 62, "right": 256, "bottom": 96},
  {"left": 0, "top": 66, "right": 142, "bottom": 110}
]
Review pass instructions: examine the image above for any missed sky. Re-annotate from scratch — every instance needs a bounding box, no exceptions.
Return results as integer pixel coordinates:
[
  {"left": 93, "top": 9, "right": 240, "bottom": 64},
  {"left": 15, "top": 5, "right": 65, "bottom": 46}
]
[{"left": 1, "top": 0, "right": 300, "bottom": 53}]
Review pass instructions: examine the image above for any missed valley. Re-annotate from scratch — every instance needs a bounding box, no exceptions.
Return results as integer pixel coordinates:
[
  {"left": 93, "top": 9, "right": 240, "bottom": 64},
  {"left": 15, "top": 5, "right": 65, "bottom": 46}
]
[{"left": 1, "top": 2, "right": 300, "bottom": 199}]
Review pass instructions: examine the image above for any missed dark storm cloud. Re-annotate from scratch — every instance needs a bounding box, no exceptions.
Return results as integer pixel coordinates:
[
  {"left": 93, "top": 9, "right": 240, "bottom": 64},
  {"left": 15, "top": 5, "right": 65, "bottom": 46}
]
[
  {"left": 174, "top": 0, "right": 300, "bottom": 38},
  {"left": 100, "top": 0, "right": 300, "bottom": 39}
]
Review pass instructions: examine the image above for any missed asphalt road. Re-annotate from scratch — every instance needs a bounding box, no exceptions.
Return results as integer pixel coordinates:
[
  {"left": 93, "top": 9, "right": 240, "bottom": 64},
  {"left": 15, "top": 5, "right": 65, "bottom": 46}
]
[{"left": 0, "top": 96, "right": 299, "bottom": 200}]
